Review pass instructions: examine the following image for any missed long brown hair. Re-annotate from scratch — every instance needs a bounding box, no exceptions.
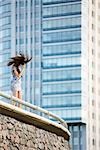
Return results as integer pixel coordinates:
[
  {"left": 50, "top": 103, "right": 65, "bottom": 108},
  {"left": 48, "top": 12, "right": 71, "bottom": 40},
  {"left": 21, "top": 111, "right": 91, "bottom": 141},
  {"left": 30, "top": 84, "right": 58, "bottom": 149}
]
[{"left": 7, "top": 53, "right": 32, "bottom": 73}]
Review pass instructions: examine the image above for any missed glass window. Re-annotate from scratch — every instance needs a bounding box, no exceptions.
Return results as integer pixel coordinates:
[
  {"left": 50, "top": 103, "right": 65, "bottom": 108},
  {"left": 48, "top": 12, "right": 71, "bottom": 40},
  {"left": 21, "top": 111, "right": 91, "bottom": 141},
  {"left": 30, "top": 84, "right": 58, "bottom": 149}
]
[
  {"left": 19, "top": 26, "right": 24, "bottom": 32},
  {"left": 49, "top": 108, "right": 81, "bottom": 119},
  {"left": 42, "top": 68, "right": 81, "bottom": 81},
  {"left": 43, "top": 16, "right": 81, "bottom": 30},
  {"left": 0, "top": 16, "right": 11, "bottom": 26},
  {"left": 1, "top": 28, "right": 11, "bottom": 37},
  {"left": 43, "top": 30, "right": 81, "bottom": 43},
  {"left": 19, "top": 13, "right": 24, "bottom": 19},
  {"left": 0, "top": 4, "right": 11, "bottom": 14},
  {"left": 42, "top": 81, "right": 81, "bottom": 94},
  {"left": 42, "top": 95, "right": 81, "bottom": 107},
  {"left": 43, "top": 3, "right": 81, "bottom": 17},
  {"left": 1, "top": 40, "right": 11, "bottom": 50},
  {"left": 43, "top": 43, "right": 81, "bottom": 56},
  {"left": 19, "top": 39, "right": 24, "bottom": 44},
  {"left": 19, "top": 1, "right": 24, "bottom": 7},
  {"left": 43, "top": 56, "right": 81, "bottom": 69}
]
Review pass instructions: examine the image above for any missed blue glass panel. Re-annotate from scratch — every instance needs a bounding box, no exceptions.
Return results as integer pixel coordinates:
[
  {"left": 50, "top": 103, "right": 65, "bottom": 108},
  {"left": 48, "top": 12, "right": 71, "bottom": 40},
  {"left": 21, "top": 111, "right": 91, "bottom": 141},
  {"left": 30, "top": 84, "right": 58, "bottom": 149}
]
[
  {"left": 42, "top": 81, "right": 81, "bottom": 94},
  {"left": 0, "top": 16, "right": 11, "bottom": 26},
  {"left": 42, "top": 94, "right": 81, "bottom": 108},
  {"left": 0, "top": 3, "right": 11, "bottom": 14},
  {"left": 43, "top": 0, "right": 81, "bottom": 5},
  {"left": 42, "top": 56, "right": 81, "bottom": 68},
  {"left": 43, "top": 16, "right": 81, "bottom": 30},
  {"left": 43, "top": 3, "right": 81, "bottom": 17},
  {"left": 42, "top": 68, "right": 81, "bottom": 81},
  {"left": 42, "top": 43, "right": 81, "bottom": 56},
  {"left": 43, "top": 30, "right": 81, "bottom": 43}
]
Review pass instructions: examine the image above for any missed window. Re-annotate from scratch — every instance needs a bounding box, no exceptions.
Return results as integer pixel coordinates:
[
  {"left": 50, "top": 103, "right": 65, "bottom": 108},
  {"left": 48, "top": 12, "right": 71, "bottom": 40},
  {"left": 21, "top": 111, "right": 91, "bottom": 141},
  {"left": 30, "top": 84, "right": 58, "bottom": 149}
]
[
  {"left": 92, "top": 87, "right": 94, "bottom": 93},
  {"left": 19, "top": 26, "right": 24, "bottom": 32},
  {"left": 16, "top": 39, "right": 24, "bottom": 45},
  {"left": 42, "top": 69, "right": 81, "bottom": 81},
  {"left": 92, "top": 126, "right": 95, "bottom": 132},
  {"left": 19, "top": 1, "right": 24, "bottom": 7},
  {"left": 42, "top": 95, "right": 81, "bottom": 107},
  {"left": 43, "top": 56, "right": 81, "bottom": 69},
  {"left": 92, "top": 112, "right": 95, "bottom": 119},
  {"left": 92, "top": 0, "right": 95, "bottom": 4},
  {"left": 92, "top": 49, "right": 94, "bottom": 55},
  {"left": 1, "top": 29, "right": 11, "bottom": 37},
  {"left": 92, "top": 61, "right": 95, "bottom": 68},
  {"left": 43, "top": 3, "right": 81, "bottom": 17},
  {"left": 92, "top": 24, "right": 94, "bottom": 30},
  {"left": 92, "top": 11, "right": 95, "bottom": 17},
  {"left": 92, "top": 74, "right": 94, "bottom": 80},
  {"left": 92, "top": 100, "right": 95, "bottom": 106},
  {"left": 43, "top": 43, "right": 81, "bottom": 56},
  {"left": 19, "top": 14, "right": 24, "bottom": 19},
  {"left": 50, "top": 108, "right": 81, "bottom": 119},
  {"left": 42, "top": 81, "right": 81, "bottom": 94},
  {"left": 1, "top": 4, "right": 11, "bottom": 14},
  {"left": 92, "top": 36, "right": 94, "bottom": 42},
  {"left": 2, "top": 41, "right": 11, "bottom": 50},
  {"left": 0, "top": 16, "right": 11, "bottom": 26},
  {"left": 43, "top": 30, "right": 81, "bottom": 43},
  {"left": 43, "top": 16, "right": 81, "bottom": 30},
  {"left": 92, "top": 139, "right": 95, "bottom": 145}
]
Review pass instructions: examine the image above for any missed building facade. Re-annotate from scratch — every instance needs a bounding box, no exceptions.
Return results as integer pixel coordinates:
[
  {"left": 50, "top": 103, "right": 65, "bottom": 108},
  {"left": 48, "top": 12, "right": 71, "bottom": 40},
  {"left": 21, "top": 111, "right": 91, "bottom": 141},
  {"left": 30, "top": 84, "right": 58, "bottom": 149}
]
[{"left": 0, "top": 0, "right": 100, "bottom": 150}]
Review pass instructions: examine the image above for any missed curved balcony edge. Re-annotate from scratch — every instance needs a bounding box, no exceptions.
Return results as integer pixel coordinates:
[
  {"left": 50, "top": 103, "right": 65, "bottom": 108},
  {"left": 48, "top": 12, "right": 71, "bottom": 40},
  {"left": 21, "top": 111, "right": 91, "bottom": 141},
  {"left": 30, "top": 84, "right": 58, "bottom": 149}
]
[{"left": 0, "top": 98, "right": 70, "bottom": 140}]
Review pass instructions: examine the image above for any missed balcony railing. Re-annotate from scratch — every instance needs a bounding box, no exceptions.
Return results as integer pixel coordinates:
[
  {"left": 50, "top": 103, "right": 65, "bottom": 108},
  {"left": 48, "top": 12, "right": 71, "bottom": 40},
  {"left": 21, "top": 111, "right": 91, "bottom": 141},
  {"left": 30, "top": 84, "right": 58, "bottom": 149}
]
[{"left": 0, "top": 91, "right": 67, "bottom": 127}]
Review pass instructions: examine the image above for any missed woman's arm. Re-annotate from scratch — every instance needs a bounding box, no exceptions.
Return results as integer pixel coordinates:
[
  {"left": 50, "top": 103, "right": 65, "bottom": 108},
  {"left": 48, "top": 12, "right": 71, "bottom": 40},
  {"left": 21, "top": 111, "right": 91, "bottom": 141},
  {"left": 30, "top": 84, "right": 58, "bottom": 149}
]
[
  {"left": 13, "top": 67, "right": 20, "bottom": 77},
  {"left": 19, "top": 64, "right": 25, "bottom": 78},
  {"left": 13, "top": 65, "right": 25, "bottom": 78}
]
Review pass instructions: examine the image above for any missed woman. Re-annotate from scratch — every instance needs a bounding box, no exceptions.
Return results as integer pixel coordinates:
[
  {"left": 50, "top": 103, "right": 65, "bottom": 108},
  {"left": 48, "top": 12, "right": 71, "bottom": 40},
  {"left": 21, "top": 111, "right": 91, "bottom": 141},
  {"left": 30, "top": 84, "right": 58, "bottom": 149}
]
[
  {"left": 8, "top": 53, "right": 32, "bottom": 100},
  {"left": 11, "top": 64, "right": 25, "bottom": 99}
]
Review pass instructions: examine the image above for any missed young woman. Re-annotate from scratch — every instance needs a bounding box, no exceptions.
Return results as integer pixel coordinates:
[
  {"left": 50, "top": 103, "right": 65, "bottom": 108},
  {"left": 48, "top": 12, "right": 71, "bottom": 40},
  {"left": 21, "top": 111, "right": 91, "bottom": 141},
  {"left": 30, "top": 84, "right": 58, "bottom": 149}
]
[
  {"left": 11, "top": 64, "right": 25, "bottom": 99},
  {"left": 8, "top": 53, "right": 32, "bottom": 101}
]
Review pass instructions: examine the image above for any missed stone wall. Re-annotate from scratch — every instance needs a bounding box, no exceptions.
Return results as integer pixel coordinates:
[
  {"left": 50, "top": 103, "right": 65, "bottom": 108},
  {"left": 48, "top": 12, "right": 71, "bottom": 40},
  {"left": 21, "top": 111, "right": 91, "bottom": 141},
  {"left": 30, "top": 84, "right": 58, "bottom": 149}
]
[{"left": 0, "top": 114, "right": 70, "bottom": 150}]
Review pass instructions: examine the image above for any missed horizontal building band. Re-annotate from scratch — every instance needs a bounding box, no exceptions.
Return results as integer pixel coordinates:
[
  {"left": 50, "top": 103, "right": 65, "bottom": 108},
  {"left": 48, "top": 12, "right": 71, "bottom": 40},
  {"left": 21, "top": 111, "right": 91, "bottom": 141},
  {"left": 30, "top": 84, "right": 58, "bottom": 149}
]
[
  {"left": 42, "top": 104, "right": 81, "bottom": 108},
  {"left": 42, "top": 77, "right": 81, "bottom": 82},
  {"left": 43, "top": 25, "right": 81, "bottom": 31},
  {"left": 43, "top": 38, "right": 81, "bottom": 44},
  {"left": 42, "top": 51, "right": 81, "bottom": 56},
  {"left": 43, "top": 0, "right": 81, "bottom": 5},
  {"left": 43, "top": 91, "right": 81, "bottom": 95},
  {"left": 43, "top": 12, "right": 81, "bottom": 19},
  {"left": 42, "top": 64, "right": 81, "bottom": 69}
]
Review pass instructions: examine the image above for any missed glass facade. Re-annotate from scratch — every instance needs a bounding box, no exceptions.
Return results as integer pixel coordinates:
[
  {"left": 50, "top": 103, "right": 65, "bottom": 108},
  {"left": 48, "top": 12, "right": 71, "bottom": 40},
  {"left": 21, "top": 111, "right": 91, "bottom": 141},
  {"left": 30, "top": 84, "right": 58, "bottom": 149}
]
[
  {"left": 14, "top": 0, "right": 42, "bottom": 106},
  {"left": 0, "top": 0, "right": 88, "bottom": 150},
  {"left": 69, "top": 125, "right": 86, "bottom": 150},
  {"left": 43, "top": 3, "right": 81, "bottom": 17},
  {"left": 0, "top": 0, "right": 11, "bottom": 92},
  {"left": 42, "top": 1, "right": 85, "bottom": 149},
  {"left": 42, "top": 0, "right": 82, "bottom": 122}
]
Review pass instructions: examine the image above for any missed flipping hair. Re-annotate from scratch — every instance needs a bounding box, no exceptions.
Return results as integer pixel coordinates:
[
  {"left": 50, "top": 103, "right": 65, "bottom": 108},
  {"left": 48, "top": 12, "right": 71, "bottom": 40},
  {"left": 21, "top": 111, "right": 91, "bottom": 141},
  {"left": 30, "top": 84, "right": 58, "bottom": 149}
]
[
  {"left": 7, "top": 53, "right": 32, "bottom": 73},
  {"left": 7, "top": 53, "right": 32, "bottom": 67}
]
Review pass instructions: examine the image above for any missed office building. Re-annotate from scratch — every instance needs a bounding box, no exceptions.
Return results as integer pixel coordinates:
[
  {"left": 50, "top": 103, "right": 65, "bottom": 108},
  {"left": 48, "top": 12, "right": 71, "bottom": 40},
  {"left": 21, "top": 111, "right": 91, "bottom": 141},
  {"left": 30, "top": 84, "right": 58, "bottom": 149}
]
[{"left": 0, "top": 0, "right": 100, "bottom": 149}]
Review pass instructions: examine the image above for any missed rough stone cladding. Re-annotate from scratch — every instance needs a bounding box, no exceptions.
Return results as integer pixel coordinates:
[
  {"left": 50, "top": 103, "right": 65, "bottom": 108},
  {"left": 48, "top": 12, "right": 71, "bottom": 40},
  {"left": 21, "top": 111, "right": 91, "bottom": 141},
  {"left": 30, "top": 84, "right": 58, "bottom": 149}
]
[{"left": 0, "top": 114, "right": 70, "bottom": 150}]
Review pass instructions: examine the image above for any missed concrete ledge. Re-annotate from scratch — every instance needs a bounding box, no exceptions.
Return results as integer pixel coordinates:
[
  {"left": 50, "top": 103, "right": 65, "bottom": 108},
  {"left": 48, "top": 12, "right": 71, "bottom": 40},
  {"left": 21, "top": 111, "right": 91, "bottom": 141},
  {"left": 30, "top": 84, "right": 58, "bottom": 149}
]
[{"left": 0, "top": 101, "right": 70, "bottom": 140}]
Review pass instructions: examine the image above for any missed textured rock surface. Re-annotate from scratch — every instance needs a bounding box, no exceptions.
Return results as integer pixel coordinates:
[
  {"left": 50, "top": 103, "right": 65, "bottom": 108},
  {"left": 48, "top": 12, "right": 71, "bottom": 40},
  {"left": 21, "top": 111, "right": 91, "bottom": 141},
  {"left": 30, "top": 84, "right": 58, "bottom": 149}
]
[{"left": 0, "top": 114, "right": 70, "bottom": 150}]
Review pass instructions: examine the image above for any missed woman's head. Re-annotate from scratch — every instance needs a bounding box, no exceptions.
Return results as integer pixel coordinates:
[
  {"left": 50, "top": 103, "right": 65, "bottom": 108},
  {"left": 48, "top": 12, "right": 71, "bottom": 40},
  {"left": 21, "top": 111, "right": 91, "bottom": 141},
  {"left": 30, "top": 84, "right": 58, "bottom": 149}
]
[{"left": 7, "top": 53, "right": 32, "bottom": 67}]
